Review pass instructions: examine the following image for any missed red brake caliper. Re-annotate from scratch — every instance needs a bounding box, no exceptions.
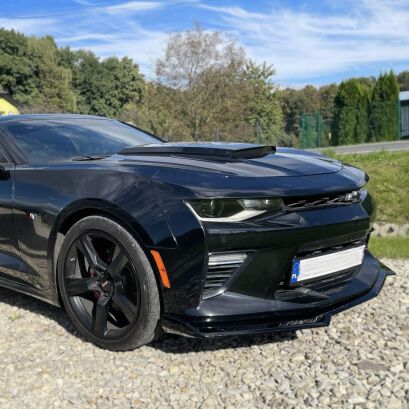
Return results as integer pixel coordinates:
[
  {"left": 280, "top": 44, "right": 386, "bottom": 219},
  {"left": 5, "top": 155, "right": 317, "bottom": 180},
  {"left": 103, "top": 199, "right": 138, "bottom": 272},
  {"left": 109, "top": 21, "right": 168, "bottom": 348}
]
[{"left": 89, "top": 268, "right": 100, "bottom": 299}]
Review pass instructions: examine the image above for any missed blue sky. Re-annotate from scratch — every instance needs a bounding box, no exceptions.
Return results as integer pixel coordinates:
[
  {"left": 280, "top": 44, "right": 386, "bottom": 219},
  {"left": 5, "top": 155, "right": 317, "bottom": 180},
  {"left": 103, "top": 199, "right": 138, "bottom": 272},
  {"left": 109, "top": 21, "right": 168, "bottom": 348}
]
[{"left": 1, "top": 0, "right": 409, "bottom": 87}]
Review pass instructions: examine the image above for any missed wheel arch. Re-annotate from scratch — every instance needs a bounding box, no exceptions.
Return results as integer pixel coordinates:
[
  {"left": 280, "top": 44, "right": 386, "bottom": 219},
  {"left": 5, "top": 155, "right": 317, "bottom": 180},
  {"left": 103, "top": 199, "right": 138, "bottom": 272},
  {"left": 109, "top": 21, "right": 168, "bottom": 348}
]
[{"left": 49, "top": 199, "right": 165, "bottom": 308}]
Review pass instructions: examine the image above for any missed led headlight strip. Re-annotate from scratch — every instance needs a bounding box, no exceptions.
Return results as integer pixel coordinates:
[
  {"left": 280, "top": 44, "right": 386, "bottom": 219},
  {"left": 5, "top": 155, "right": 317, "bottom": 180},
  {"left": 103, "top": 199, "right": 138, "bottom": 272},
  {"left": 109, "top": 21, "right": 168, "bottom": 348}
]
[{"left": 186, "top": 198, "right": 284, "bottom": 222}]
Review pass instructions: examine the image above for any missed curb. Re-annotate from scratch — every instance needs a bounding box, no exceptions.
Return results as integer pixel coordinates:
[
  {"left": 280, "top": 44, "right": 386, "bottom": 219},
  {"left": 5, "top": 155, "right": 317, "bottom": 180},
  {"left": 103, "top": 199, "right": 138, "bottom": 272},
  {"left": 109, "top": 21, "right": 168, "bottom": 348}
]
[{"left": 372, "top": 223, "right": 409, "bottom": 238}]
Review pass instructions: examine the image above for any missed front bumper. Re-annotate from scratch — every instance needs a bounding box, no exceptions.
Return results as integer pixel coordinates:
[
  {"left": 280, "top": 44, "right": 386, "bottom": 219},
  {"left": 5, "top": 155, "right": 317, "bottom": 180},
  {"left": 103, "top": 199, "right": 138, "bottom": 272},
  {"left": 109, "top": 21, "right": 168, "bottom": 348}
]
[{"left": 162, "top": 252, "right": 394, "bottom": 337}]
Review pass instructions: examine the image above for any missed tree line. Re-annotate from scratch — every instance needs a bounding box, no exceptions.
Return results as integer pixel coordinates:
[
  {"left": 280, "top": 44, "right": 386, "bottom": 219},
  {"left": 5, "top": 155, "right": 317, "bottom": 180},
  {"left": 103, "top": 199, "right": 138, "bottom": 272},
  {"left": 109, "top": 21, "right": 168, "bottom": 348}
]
[
  {"left": 0, "top": 26, "right": 407, "bottom": 146},
  {"left": 282, "top": 72, "right": 402, "bottom": 146}
]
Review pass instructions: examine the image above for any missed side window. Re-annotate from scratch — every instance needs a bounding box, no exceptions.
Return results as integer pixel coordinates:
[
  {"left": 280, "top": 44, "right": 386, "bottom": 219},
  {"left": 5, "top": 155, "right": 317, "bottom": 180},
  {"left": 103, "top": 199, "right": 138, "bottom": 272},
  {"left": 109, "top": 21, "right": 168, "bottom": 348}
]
[
  {"left": 4, "top": 125, "right": 79, "bottom": 163},
  {"left": 0, "top": 129, "right": 10, "bottom": 163},
  {"left": 0, "top": 145, "right": 9, "bottom": 164}
]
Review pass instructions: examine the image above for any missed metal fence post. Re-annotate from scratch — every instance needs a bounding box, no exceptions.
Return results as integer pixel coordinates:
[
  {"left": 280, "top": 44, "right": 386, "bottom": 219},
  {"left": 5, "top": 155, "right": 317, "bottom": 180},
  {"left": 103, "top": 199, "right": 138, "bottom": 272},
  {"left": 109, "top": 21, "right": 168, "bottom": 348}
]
[
  {"left": 316, "top": 113, "right": 321, "bottom": 148},
  {"left": 256, "top": 118, "right": 260, "bottom": 144},
  {"left": 397, "top": 99, "right": 401, "bottom": 140}
]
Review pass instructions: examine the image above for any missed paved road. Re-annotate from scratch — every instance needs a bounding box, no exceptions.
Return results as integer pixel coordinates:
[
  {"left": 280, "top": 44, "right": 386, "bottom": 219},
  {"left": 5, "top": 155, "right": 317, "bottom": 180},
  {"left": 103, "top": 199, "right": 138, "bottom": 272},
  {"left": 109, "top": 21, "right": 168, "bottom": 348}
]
[{"left": 310, "top": 139, "right": 409, "bottom": 154}]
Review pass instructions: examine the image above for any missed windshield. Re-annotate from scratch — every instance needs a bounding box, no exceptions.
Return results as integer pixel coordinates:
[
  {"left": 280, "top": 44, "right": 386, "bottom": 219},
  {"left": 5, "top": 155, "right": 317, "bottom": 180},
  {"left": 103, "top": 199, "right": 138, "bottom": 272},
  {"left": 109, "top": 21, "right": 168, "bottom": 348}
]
[{"left": 4, "top": 118, "right": 160, "bottom": 163}]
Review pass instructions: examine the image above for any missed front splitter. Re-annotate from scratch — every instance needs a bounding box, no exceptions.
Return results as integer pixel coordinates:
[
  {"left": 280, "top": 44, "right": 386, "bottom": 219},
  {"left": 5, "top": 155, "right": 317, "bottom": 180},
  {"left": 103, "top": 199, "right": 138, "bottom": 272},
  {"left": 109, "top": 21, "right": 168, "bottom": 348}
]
[{"left": 161, "top": 264, "right": 393, "bottom": 338}]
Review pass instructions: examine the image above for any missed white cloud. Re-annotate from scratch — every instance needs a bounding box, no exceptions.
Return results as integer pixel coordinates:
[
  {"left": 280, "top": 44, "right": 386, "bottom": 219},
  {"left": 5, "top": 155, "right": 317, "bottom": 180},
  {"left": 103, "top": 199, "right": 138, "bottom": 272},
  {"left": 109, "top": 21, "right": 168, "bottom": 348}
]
[
  {"left": 20, "top": 2, "right": 171, "bottom": 77},
  {"left": 3, "top": 0, "right": 409, "bottom": 85},
  {"left": 0, "top": 17, "right": 57, "bottom": 33},
  {"left": 198, "top": 0, "right": 409, "bottom": 84},
  {"left": 57, "top": 33, "right": 117, "bottom": 42},
  {"left": 79, "top": 28, "right": 169, "bottom": 74},
  {"left": 103, "top": 1, "right": 163, "bottom": 13},
  {"left": 73, "top": 0, "right": 94, "bottom": 5}
]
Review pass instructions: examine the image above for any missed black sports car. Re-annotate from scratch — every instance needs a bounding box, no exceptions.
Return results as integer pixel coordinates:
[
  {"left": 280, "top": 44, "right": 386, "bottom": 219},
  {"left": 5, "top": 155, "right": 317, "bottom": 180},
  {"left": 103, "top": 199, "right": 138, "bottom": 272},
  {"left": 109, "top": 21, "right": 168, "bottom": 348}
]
[{"left": 0, "top": 114, "right": 393, "bottom": 350}]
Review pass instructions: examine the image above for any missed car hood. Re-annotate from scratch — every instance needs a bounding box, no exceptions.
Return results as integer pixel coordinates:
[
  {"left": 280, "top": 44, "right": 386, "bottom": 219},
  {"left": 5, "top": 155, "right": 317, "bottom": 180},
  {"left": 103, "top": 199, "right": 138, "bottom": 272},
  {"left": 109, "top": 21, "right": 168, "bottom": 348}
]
[{"left": 116, "top": 143, "right": 343, "bottom": 177}]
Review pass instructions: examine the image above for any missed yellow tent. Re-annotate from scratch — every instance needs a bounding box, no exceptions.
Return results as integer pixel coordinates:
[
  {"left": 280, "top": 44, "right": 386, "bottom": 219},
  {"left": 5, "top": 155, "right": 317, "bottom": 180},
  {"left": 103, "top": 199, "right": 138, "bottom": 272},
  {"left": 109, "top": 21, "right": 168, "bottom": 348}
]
[{"left": 0, "top": 93, "right": 20, "bottom": 115}]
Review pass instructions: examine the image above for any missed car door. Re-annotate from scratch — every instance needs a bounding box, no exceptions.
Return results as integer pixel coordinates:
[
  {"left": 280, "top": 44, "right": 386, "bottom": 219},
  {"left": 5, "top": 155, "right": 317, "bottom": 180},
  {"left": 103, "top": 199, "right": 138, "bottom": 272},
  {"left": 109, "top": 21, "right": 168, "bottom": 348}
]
[{"left": 0, "top": 138, "right": 22, "bottom": 282}]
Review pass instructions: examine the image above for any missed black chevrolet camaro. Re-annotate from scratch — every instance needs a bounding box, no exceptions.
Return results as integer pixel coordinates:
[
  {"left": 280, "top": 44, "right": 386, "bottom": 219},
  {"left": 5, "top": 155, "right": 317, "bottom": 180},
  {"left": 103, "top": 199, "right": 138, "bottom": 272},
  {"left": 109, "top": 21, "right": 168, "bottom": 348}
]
[{"left": 0, "top": 114, "right": 393, "bottom": 350}]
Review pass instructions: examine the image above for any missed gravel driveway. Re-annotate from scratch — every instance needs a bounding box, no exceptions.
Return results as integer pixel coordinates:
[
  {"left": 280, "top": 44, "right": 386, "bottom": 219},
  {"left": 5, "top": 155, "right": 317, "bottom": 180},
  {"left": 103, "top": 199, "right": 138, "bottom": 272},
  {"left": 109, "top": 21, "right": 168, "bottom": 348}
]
[{"left": 0, "top": 259, "right": 407, "bottom": 409}]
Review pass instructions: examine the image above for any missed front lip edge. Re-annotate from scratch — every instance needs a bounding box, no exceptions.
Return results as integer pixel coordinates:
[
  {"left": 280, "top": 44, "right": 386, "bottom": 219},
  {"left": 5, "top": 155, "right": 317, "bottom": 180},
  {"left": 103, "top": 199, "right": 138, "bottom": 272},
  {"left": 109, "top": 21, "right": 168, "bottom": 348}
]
[{"left": 161, "top": 264, "right": 393, "bottom": 338}]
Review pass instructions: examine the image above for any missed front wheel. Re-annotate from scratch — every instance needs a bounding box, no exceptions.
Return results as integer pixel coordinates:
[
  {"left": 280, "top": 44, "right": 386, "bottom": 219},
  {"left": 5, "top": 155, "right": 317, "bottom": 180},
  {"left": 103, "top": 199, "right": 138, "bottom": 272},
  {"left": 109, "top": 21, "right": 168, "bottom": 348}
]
[{"left": 58, "top": 216, "right": 160, "bottom": 351}]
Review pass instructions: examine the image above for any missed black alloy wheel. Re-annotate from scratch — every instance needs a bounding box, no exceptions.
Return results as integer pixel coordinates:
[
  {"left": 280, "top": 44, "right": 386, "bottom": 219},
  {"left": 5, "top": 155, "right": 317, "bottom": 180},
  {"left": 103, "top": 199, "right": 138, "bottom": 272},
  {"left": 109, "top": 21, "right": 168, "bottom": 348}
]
[{"left": 58, "top": 216, "right": 160, "bottom": 350}]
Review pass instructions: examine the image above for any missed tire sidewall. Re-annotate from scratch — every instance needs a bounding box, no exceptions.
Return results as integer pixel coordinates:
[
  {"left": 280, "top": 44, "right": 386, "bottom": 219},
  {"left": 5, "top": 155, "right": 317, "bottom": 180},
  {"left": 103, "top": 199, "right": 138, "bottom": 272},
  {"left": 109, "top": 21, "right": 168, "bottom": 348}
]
[{"left": 58, "top": 215, "right": 160, "bottom": 350}]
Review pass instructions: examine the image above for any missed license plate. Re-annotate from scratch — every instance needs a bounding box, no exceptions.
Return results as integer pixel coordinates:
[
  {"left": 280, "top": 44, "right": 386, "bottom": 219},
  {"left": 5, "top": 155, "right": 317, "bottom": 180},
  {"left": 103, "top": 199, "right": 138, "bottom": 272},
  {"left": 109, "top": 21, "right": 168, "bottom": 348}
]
[{"left": 290, "top": 245, "right": 365, "bottom": 285}]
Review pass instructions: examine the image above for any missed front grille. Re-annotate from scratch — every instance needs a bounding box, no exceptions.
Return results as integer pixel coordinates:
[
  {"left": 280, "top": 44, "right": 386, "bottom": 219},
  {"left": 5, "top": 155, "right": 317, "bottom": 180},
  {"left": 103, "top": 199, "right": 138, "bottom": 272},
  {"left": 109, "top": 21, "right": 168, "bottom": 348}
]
[
  {"left": 203, "top": 253, "right": 247, "bottom": 299},
  {"left": 302, "top": 267, "right": 358, "bottom": 295},
  {"left": 284, "top": 190, "right": 360, "bottom": 211}
]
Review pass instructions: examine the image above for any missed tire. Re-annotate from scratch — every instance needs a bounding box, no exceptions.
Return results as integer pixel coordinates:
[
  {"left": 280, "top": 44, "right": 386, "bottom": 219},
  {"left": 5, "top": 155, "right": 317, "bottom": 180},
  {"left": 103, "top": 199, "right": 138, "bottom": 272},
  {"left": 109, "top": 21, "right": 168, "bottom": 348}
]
[{"left": 57, "top": 215, "right": 160, "bottom": 351}]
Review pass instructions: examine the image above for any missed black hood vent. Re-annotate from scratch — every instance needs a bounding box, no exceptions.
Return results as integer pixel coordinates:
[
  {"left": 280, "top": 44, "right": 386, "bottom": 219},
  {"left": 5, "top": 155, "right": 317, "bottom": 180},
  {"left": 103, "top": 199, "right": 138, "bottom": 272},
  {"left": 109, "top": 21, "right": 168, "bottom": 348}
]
[{"left": 119, "top": 143, "right": 276, "bottom": 160}]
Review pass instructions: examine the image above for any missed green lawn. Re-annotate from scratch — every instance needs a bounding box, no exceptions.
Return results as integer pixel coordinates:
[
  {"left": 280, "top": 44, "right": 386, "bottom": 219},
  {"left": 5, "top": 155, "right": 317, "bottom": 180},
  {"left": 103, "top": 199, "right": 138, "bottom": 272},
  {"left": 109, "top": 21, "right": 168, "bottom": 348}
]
[
  {"left": 368, "top": 236, "right": 409, "bottom": 259},
  {"left": 322, "top": 150, "right": 409, "bottom": 259},
  {"left": 324, "top": 150, "right": 409, "bottom": 224}
]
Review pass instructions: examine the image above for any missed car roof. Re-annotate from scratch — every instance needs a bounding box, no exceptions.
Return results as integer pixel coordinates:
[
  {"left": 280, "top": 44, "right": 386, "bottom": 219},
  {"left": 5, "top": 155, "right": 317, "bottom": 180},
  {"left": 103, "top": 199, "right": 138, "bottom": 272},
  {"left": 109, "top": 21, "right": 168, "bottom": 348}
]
[{"left": 0, "top": 113, "right": 112, "bottom": 124}]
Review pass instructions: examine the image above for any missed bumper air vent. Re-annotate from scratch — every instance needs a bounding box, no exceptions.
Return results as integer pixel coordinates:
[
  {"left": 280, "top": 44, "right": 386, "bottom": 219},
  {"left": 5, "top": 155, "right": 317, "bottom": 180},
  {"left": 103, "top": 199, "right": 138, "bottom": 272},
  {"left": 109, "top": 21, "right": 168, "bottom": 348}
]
[{"left": 203, "top": 253, "right": 247, "bottom": 299}]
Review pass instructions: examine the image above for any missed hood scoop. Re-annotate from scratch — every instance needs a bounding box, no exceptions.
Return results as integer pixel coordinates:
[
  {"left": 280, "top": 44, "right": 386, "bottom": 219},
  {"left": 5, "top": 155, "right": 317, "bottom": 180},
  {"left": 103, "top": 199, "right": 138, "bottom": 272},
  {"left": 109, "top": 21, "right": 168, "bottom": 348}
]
[{"left": 119, "top": 143, "right": 275, "bottom": 161}]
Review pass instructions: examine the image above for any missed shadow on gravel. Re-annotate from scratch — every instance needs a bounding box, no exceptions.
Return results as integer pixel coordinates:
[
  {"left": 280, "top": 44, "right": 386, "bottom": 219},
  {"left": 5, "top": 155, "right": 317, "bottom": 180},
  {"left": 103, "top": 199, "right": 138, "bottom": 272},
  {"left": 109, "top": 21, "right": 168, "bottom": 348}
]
[
  {"left": 0, "top": 287, "right": 77, "bottom": 333},
  {"left": 150, "top": 331, "right": 298, "bottom": 354},
  {"left": 0, "top": 286, "right": 297, "bottom": 353}
]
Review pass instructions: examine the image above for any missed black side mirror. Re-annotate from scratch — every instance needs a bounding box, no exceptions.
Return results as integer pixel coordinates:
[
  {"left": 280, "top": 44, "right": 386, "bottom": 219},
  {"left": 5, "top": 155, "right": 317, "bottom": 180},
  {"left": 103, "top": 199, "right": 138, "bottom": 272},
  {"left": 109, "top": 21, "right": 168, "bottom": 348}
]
[{"left": 0, "top": 165, "right": 11, "bottom": 181}]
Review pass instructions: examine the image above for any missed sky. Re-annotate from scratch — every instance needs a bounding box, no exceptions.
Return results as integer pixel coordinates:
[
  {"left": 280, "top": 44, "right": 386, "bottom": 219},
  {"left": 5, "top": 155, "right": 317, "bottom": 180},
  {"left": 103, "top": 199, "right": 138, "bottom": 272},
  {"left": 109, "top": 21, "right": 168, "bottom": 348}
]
[{"left": 1, "top": 0, "right": 409, "bottom": 87}]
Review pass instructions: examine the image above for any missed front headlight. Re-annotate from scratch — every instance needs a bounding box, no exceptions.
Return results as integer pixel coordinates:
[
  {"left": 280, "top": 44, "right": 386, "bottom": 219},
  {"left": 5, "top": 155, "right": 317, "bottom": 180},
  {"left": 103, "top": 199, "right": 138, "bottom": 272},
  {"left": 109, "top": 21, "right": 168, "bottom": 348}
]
[{"left": 186, "top": 198, "right": 284, "bottom": 222}]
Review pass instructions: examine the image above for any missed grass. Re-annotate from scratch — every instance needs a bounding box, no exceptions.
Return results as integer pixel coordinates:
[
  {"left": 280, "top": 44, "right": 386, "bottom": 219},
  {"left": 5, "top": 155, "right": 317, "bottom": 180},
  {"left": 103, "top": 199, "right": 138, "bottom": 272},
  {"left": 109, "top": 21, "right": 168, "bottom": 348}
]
[
  {"left": 368, "top": 236, "right": 409, "bottom": 259},
  {"left": 322, "top": 150, "right": 409, "bottom": 259},
  {"left": 324, "top": 150, "right": 409, "bottom": 224}
]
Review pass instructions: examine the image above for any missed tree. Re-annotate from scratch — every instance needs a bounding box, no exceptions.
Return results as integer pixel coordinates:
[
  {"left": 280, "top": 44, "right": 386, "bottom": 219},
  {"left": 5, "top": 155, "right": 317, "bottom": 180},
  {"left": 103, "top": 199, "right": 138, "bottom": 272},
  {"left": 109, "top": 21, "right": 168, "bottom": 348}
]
[
  {"left": 26, "top": 36, "right": 76, "bottom": 112},
  {"left": 103, "top": 57, "right": 144, "bottom": 115},
  {"left": 369, "top": 71, "right": 399, "bottom": 142},
  {"left": 331, "top": 78, "right": 375, "bottom": 145},
  {"left": 156, "top": 24, "right": 244, "bottom": 89},
  {"left": 242, "top": 61, "right": 283, "bottom": 143},
  {"left": 281, "top": 84, "right": 326, "bottom": 141},
  {"left": 319, "top": 84, "right": 338, "bottom": 121},
  {"left": 0, "top": 29, "right": 75, "bottom": 111},
  {"left": 58, "top": 49, "right": 103, "bottom": 114},
  {"left": 154, "top": 25, "right": 245, "bottom": 140},
  {"left": 396, "top": 71, "right": 409, "bottom": 91},
  {"left": 120, "top": 82, "right": 191, "bottom": 140},
  {"left": 0, "top": 29, "right": 36, "bottom": 105},
  {"left": 280, "top": 88, "right": 304, "bottom": 137},
  {"left": 355, "top": 80, "right": 373, "bottom": 143},
  {"left": 150, "top": 25, "right": 283, "bottom": 142},
  {"left": 58, "top": 48, "right": 144, "bottom": 117},
  {"left": 332, "top": 79, "right": 363, "bottom": 145}
]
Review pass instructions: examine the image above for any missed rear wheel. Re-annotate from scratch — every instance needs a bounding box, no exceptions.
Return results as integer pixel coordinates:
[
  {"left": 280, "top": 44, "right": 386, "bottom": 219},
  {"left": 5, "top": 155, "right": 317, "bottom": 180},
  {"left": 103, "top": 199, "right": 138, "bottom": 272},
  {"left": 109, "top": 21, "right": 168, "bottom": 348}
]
[{"left": 58, "top": 216, "right": 160, "bottom": 350}]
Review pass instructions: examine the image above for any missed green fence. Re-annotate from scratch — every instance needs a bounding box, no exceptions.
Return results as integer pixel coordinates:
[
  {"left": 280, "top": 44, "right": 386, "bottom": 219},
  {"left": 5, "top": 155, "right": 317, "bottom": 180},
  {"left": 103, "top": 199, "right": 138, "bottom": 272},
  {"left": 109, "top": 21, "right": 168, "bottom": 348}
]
[
  {"left": 301, "top": 100, "right": 403, "bottom": 149},
  {"left": 300, "top": 113, "right": 332, "bottom": 149}
]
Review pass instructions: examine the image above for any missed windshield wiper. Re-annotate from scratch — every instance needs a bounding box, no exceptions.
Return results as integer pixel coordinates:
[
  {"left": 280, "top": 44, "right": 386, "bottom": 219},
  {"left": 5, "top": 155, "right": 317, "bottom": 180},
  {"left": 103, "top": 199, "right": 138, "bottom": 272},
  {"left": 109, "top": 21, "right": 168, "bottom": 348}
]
[{"left": 70, "top": 154, "right": 111, "bottom": 161}]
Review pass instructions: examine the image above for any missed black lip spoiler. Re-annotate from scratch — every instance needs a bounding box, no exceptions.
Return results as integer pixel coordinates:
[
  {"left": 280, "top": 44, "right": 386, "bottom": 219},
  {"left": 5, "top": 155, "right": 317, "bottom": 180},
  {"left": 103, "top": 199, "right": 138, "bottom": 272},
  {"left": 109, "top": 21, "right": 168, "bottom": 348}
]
[{"left": 119, "top": 144, "right": 276, "bottom": 160}]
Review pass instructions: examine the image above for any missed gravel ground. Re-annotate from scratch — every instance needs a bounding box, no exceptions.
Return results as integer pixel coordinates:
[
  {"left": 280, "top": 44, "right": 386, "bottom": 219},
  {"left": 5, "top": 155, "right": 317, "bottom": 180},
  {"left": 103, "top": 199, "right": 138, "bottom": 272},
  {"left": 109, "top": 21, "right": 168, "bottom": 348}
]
[{"left": 0, "top": 259, "right": 407, "bottom": 409}]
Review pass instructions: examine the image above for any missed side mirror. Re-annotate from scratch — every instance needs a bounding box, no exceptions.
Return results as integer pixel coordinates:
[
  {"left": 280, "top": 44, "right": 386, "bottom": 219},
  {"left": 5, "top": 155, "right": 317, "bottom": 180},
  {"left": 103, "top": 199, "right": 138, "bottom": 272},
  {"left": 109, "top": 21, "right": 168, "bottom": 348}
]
[{"left": 0, "top": 165, "right": 11, "bottom": 181}]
